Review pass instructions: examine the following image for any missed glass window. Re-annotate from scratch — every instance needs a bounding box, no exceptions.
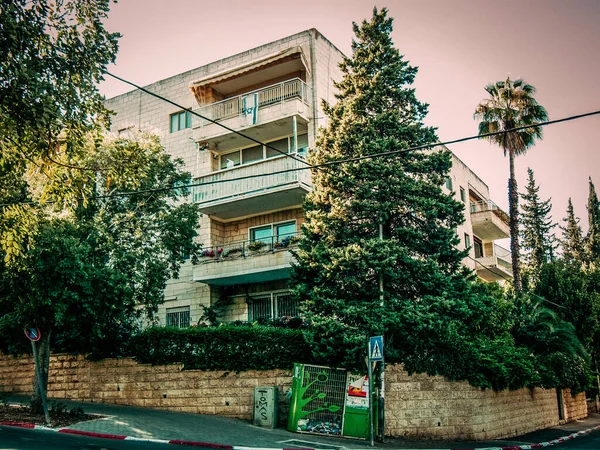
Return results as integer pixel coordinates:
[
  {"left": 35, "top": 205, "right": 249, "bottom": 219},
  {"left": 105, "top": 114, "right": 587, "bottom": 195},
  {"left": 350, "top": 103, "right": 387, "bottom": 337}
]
[
  {"left": 242, "top": 145, "right": 263, "bottom": 164},
  {"left": 170, "top": 110, "right": 193, "bottom": 133},
  {"left": 445, "top": 177, "right": 453, "bottom": 191},
  {"left": 460, "top": 187, "right": 466, "bottom": 203},
  {"left": 464, "top": 233, "right": 471, "bottom": 250},
  {"left": 266, "top": 137, "right": 290, "bottom": 158},
  {"left": 251, "top": 226, "right": 272, "bottom": 244},
  {"left": 221, "top": 151, "right": 241, "bottom": 169},
  {"left": 248, "top": 291, "right": 298, "bottom": 321},
  {"left": 276, "top": 222, "right": 296, "bottom": 238},
  {"left": 474, "top": 238, "right": 483, "bottom": 258}
]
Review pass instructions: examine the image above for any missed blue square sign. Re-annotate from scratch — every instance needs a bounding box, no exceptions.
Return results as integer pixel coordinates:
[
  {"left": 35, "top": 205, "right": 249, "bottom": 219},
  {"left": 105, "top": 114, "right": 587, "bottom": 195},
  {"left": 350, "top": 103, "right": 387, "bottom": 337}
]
[{"left": 369, "top": 335, "right": 384, "bottom": 361}]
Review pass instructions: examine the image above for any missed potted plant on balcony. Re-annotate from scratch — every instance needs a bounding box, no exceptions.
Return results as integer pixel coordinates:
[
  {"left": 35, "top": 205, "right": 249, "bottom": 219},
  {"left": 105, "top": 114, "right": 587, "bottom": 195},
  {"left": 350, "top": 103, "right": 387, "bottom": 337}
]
[
  {"left": 222, "top": 246, "right": 243, "bottom": 257},
  {"left": 248, "top": 240, "right": 266, "bottom": 252}
]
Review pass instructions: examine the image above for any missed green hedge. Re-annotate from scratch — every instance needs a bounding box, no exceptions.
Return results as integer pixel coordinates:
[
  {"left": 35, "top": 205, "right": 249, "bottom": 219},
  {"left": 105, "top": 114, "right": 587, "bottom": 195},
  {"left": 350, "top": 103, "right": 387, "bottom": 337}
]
[{"left": 132, "top": 325, "right": 312, "bottom": 371}]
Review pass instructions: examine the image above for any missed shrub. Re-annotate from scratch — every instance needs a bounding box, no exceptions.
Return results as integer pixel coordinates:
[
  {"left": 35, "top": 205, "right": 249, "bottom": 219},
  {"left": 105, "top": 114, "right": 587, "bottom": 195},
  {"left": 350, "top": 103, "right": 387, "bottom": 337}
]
[{"left": 132, "top": 325, "right": 313, "bottom": 371}]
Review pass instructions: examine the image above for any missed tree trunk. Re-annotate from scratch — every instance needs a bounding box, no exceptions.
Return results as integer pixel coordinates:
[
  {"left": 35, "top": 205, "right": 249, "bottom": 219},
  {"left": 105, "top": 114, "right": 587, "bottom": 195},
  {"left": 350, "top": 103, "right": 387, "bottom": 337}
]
[
  {"left": 31, "top": 329, "right": 51, "bottom": 415},
  {"left": 508, "top": 150, "right": 522, "bottom": 292}
]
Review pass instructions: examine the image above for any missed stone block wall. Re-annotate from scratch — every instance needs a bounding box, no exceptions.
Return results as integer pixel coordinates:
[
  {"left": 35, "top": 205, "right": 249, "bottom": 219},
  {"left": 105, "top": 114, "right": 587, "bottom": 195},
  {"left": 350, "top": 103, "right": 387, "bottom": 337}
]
[
  {"left": 384, "top": 365, "right": 587, "bottom": 440},
  {"left": 0, "top": 354, "right": 587, "bottom": 440}
]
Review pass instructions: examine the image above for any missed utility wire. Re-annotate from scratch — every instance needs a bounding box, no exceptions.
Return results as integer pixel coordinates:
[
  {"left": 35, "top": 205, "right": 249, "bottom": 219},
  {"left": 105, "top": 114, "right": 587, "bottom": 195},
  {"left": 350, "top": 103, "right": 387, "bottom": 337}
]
[
  {"left": 1, "top": 107, "right": 598, "bottom": 208},
  {"left": 105, "top": 72, "right": 312, "bottom": 168}
]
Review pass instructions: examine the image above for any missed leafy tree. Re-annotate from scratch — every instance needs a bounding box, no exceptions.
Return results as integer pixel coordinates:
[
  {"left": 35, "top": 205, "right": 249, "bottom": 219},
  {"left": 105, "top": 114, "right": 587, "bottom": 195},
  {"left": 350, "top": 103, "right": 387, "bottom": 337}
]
[
  {"left": 520, "top": 168, "right": 556, "bottom": 288},
  {"left": 586, "top": 178, "right": 600, "bottom": 264},
  {"left": 0, "top": 0, "right": 119, "bottom": 260},
  {"left": 474, "top": 77, "right": 548, "bottom": 292},
  {"left": 560, "top": 198, "right": 585, "bottom": 264},
  {"left": 0, "top": 133, "right": 201, "bottom": 413},
  {"left": 291, "top": 9, "right": 543, "bottom": 392}
]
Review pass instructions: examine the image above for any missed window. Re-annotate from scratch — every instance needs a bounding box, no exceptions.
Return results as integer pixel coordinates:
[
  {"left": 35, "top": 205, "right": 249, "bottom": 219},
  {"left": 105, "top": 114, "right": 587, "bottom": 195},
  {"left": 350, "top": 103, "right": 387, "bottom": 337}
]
[
  {"left": 445, "top": 177, "right": 453, "bottom": 191},
  {"left": 460, "top": 187, "right": 466, "bottom": 203},
  {"left": 170, "top": 110, "right": 192, "bottom": 133},
  {"left": 464, "top": 233, "right": 471, "bottom": 250},
  {"left": 166, "top": 306, "right": 190, "bottom": 327},
  {"left": 220, "top": 150, "right": 241, "bottom": 169},
  {"left": 248, "top": 291, "right": 299, "bottom": 321},
  {"left": 473, "top": 236, "right": 483, "bottom": 258},
  {"left": 218, "top": 133, "right": 308, "bottom": 169},
  {"left": 249, "top": 221, "right": 296, "bottom": 245}
]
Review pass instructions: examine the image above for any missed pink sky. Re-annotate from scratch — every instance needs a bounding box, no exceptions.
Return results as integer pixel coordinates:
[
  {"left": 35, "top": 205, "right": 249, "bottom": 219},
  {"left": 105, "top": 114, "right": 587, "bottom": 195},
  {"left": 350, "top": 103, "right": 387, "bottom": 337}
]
[{"left": 99, "top": 0, "right": 600, "bottom": 237}]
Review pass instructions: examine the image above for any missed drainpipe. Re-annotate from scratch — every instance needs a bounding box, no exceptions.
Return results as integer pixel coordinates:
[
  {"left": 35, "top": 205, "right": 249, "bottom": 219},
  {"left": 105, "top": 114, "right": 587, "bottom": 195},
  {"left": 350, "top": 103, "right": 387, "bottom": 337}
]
[{"left": 308, "top": 30, "right": 318, "bottom": 142}]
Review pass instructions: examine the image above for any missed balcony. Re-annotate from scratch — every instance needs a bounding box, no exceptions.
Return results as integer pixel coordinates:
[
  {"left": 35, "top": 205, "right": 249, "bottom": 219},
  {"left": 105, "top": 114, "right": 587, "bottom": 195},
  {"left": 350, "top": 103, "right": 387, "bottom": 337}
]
[
  {"left": 193, "top": 78, "right": 312, "bottom": 152},
  {"left": 193, "top": 233, "right": 302, "bottom": 286},
  {"left": 476, "top": 244, "right": 513, "bottom": 282},
  {"left": 192, "top": 155, "right": 311, "bottom": 221},
  {"left": 470, "top": 200, "right": 510, "bottom": 240}
]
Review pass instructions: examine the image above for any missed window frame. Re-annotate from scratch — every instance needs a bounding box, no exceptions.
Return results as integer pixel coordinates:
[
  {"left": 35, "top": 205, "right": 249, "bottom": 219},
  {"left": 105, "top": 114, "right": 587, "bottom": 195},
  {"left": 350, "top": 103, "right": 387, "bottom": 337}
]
[
  {"left": 248, "top": 220, "right": 297, "bottom": 244},
  {"left": 169, "top": 110, "right": 192, "bottom": 133},
  {"left": 460, "top": 187, "right": 466, "bottom": 203},
  {"left": 247, "top": 290, "right": 299, "bottom": 322},
  {"left": 464, "top": 233, "right": 471, "bottom": 251},
  {"left": 166, "top": 306, "right": 191, "bottom": 328},
  {"left": 218, "top": 132, "right": 308, "bottom": 170}
]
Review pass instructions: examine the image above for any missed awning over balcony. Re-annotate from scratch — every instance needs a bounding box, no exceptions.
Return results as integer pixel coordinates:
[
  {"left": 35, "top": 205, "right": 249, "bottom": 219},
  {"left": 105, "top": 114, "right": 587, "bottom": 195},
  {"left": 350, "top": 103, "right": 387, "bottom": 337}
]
[{"left": 189, "top": 47, "right": 309, "bottom": 101}]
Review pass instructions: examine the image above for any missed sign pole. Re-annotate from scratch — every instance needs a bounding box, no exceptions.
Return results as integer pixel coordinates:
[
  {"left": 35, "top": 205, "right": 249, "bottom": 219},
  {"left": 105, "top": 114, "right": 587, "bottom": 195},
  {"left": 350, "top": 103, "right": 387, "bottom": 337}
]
[
  {"left": 25, "top": 328, "right": 50, "bottom": 425},
  {"left": 367, "top": 354, "right": 374, "bottom": 447}
]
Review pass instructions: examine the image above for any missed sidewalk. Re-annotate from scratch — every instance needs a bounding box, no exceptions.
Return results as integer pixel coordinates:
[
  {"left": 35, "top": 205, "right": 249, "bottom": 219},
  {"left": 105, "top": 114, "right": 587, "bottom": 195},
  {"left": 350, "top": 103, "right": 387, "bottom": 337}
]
[{"left": 3, "top": 394, "right": 600, "bottom": 449}]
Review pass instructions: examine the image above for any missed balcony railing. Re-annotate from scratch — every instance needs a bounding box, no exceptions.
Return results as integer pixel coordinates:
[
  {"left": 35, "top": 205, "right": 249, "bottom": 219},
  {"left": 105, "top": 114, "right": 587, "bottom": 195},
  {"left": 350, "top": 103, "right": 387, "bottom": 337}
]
[
  {"left": 470, "top": 200, "right": 510, "bottom": 223},
  {"left": 493, "top": 244, "right": 512, "bottom": 270},
  {"left": 192, "top": 154, "right": 311, "bottom": 205},
  {"left": 198, "top": 232, "right": 303, "bottom": 262},
  {"left": 194, "top": 78, "right": 311, "bottom": 125}
]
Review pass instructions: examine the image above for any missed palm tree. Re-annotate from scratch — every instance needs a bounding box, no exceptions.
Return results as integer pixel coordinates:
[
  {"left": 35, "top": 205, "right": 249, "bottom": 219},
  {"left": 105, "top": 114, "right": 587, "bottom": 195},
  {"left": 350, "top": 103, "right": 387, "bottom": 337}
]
[{"left": 474, "top": 76, "right": 548, "bottom": 292}]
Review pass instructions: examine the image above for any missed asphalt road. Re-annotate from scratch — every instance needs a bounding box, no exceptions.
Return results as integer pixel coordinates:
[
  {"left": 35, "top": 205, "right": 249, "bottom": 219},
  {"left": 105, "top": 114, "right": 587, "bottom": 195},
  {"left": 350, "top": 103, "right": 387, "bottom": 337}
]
[
  {"left": 0, "top": 427, "right": 172, "bottom": 450},
  {"left": 549, "top": 430, "right": 600, "bottom": 448}
]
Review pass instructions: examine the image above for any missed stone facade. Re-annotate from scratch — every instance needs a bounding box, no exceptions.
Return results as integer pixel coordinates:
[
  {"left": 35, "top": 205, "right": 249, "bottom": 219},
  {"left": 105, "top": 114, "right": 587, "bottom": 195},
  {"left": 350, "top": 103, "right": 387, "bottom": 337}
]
[{"left": 0, "top": 354, "right": 587, "bottom": 440}]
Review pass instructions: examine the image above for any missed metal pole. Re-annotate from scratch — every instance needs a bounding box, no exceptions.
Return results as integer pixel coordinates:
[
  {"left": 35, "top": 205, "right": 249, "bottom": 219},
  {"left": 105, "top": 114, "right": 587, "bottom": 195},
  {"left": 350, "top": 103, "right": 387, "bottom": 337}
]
[
  {"left": 379, "top": 360, "right": 385, "bottom": 442},
  {"left": 292, "top": 116, "right": 298, "bottom": 153},
  {"left": 368, "top": 358, "right": 374, "bottom": 447},
  {"left": 31, "top": 340, "right": 51, "bottom": 425}
]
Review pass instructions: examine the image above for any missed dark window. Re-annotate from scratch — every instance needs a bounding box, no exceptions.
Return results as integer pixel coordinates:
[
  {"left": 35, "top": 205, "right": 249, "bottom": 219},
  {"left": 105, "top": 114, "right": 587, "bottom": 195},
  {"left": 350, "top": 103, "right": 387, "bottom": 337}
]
[
  {"left": 464, "top": 233, "right": 471, "bottom": 250},
  {"left": 248, "top": 292, "right": 299, "bottom": 321},
  {"left": 445, "top": 177, "right": 453, "bottom": 191},
  {"left": 166, "top": 306, "right": 190, "bottom": 327},
  {"left": 170, "top": 110, "right": 192, "bottom": 133},
  {"left": 460, "top": 187, "right": 466, "bottom": 203},
  {"left": 473, "top": 237, "right": 483, "bottom": 258}
]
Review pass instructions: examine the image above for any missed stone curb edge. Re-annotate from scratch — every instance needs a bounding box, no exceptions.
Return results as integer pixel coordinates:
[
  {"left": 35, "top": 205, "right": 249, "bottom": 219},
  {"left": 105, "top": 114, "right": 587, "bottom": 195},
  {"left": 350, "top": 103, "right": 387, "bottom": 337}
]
[
  {"left": 2, "top": 421, "right": 600, "bottom": 450},
  {"left": 446, "top": 424, "right": 600, "bottom": 450},
  {"left": 0, "top": 421, "right": 234, "bottom": 448}
]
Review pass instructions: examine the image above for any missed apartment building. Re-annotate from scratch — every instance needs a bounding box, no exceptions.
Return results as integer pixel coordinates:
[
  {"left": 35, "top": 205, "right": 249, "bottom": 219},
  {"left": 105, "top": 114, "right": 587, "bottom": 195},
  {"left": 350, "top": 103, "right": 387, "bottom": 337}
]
[
  {"left": 106, "top": 29, "right": 344, "bottom": 327},
  {"left": 105, "top": 30, "right": 511, "bottom": 328},
  {"left": 447, "top": 153, "right": 512, "bottom": 282}
]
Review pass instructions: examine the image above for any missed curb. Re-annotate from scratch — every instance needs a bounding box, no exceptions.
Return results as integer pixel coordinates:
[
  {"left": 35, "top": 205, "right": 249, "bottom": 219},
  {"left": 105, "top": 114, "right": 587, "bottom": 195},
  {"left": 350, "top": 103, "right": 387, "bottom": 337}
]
[
  {"left": 0, "top": 421, "right": 234, "bottom": 448},
  {"left": 2, "top": 421, "right": 600, "bottom": 450},
  {"left": 446, "top": 424, "right": 600, "bottom": 450}
]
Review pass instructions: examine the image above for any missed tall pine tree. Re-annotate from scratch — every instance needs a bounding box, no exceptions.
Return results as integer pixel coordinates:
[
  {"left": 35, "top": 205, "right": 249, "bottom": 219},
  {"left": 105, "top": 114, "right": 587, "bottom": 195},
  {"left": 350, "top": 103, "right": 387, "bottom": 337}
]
[
  {"left": 291, "top": 9, "right": 532, "bottom": 388},
  {"left": 560, "top": 198, "right": 585, "bottom": 263},
  {"left": 520, "top": 168, "right": 556, "bottom": 287},
  {"left": 586, "top": 177, "right": 600, "bottom": 264}
]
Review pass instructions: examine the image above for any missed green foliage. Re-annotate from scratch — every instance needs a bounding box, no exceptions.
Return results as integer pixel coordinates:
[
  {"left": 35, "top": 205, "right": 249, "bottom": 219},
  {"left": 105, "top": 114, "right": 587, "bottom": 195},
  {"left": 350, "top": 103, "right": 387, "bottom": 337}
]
[
  {"left": 586, "top": 178, "right": 600, "bottom": 264},
  {"left": 560, "top": 198, "right": 585, "bottom": 264},
  {"left": 0, "top": 0, "right": 119, "bottom": 165},
  {"left": 294, "top": 7, "right": 470, "bottom": 372},
  {"left": 536, "top": 261, "right": 600, "bottom": 366},
  {"left": 290, "top": 8, "right": 578, "bottom": 392},
  {"left": 520, "top": 168, "right": 556, "bottom": 288},
  {"left": 474, "top": 76, "right": 548, "bottom": 292},
  {"left": 0, "top": 133, "right": 201, "bottom": 359},
  {"left": 132, "top": 325, "right": 312, "bottom": 371}
]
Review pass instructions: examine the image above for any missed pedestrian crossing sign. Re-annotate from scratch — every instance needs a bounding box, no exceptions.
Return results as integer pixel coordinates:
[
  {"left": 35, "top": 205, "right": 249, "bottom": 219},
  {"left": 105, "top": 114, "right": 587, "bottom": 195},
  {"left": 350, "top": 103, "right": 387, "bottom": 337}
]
[{"left": 369, "top": 335, "right": 384, "bottom": 361}]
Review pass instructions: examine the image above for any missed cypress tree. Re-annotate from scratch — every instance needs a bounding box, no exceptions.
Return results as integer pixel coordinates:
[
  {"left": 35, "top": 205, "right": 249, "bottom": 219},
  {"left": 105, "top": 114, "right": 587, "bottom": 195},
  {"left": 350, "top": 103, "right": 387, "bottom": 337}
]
[
  {"left": 293, "top": 8, "right": 479, "bottom": 371},
  {"left": 520, "top": 168, "right": 556, "bottom": 286},
  {"left": 587, "top": 178, "right": 600, "bottom": 263},
  {"left": 560, "top": 198, "right": 585, "bottom": 263}
]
